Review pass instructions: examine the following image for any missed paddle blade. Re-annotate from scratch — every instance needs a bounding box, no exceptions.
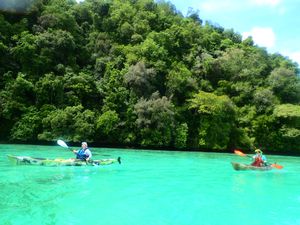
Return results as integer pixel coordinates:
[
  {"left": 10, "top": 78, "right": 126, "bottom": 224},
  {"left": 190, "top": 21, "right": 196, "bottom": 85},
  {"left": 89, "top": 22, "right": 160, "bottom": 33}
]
[
  {"left": 57, "top": 140, "right": 69, "bottom": 148},
  {"left": 271, "top": 163, "right": 283, "bottom": 169},
  {"left": 234, "top": 150, "right": 247, "bottom": 157}
]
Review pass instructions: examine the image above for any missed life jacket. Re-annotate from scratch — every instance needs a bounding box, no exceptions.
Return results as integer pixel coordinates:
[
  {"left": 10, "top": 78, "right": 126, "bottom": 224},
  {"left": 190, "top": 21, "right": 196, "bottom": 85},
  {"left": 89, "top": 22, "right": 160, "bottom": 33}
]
[
  {"left": 76, "top": 148, "right": 89, "bottom": 160},
  {"left": 251, "top": 155, "right": 264, "bottom": 167}
]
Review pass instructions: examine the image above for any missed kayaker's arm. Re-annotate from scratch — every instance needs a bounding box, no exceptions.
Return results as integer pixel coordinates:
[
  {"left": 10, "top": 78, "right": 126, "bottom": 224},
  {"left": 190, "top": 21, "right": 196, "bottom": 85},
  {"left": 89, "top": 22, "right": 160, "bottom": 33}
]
[{"left": 85, "top": 149, "right": 92, "bottom": 161}]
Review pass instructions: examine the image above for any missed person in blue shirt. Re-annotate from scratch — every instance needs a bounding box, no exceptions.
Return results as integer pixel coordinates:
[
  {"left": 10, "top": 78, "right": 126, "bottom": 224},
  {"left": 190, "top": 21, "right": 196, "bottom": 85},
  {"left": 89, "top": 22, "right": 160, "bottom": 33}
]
[
  {"left": 251, "top": 149, "right": 267, "bottom": 167},
  {"left": 73, "top": 142, "right": 92, "bottom": 162}
]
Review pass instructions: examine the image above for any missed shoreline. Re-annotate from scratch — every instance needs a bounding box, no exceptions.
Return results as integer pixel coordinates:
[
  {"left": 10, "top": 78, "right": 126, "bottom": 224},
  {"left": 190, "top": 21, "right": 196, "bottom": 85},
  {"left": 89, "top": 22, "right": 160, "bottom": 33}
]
[{"left": 1, "top": 140, "right": 299, "bottom": 157}]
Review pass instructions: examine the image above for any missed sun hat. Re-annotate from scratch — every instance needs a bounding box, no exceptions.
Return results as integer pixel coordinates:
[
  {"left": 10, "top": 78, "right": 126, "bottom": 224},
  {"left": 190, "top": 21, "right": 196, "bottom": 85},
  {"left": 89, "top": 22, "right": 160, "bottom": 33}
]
[{"left": 255, "top": 149, "right": 262, "bottom": 153}]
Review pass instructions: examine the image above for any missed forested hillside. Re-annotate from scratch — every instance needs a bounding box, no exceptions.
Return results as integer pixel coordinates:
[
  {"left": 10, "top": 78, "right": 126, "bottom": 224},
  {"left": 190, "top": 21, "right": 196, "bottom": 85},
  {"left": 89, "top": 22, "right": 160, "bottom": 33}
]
[{"left": 1, "top": 0, "right": 300, "bottom": 153}]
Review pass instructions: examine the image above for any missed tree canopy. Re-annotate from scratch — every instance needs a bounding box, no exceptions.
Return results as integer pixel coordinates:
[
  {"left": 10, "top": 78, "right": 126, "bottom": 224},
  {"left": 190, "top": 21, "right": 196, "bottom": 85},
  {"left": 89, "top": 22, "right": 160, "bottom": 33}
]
[{"left": 0, "top": 0, "right": 299, "bottom": 153}]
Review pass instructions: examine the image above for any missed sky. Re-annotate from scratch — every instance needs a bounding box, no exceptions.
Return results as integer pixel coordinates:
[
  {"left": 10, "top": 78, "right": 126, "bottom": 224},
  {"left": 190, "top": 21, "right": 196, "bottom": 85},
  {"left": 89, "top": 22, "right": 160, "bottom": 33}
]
[{"left": 168, "top": 0, "right": 300, "bottom": 65}]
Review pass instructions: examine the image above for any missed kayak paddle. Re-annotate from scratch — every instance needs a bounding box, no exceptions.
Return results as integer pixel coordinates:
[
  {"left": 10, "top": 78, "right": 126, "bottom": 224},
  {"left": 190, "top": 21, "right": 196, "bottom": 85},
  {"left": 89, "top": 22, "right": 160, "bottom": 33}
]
[
  {"left": 234, "top": 150, "right": 251, "bottom": 158},
  {"left": 234, "top": 149, "right": 283, "bottom": 169},
  {"left": 57, "top": 140, "right": 72, "bottom": 151}
]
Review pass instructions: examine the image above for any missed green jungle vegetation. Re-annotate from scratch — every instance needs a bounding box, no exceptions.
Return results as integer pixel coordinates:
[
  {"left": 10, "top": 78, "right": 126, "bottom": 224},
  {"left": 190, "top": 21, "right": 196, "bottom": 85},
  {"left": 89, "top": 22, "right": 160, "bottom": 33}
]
[{"left": 0, "top": 0, "right": 300, "bottom": 153}]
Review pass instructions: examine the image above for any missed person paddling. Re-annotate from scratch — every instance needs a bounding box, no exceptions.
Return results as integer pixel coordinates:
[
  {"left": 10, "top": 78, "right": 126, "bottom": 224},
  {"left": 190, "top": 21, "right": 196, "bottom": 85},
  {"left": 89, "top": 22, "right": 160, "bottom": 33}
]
[
  {"left": 251, "top": 149, "right": 267, "bottom": 167},
  {"left": 73, "top": 142, "right": 92, "bottom": 162}
]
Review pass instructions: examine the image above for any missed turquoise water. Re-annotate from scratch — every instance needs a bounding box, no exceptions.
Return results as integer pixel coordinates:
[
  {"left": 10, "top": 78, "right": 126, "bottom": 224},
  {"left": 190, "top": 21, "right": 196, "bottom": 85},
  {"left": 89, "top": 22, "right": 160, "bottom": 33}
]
[{"left": 0, "top": 144, "right": 300, "bottom": 225}]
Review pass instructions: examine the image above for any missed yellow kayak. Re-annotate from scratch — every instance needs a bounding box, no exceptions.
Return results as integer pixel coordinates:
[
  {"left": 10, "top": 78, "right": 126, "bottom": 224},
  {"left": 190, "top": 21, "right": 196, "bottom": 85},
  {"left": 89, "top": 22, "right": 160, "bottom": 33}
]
[{"left": 7, "top": 155, "right": 121, "bottom": 166}]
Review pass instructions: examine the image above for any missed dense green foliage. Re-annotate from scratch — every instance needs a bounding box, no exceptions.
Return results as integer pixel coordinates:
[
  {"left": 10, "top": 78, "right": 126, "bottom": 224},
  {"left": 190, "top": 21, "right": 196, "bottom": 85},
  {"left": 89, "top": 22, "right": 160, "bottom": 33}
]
[{"left": 0, "top": 0, "right": 299, "bottom": 153}]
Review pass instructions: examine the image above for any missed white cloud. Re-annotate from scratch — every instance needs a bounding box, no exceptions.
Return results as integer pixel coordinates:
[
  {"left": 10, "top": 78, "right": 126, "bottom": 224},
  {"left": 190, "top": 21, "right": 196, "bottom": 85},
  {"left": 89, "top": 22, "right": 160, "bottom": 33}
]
[
  {"left": 250, "top": 0, "right": 281, "bottom": 6},
  {"left": 283, "top": 51, "right": 300, "bottom": 66},
  {"left": 242, "top": 27, "right": 276, "bottom": 49}
]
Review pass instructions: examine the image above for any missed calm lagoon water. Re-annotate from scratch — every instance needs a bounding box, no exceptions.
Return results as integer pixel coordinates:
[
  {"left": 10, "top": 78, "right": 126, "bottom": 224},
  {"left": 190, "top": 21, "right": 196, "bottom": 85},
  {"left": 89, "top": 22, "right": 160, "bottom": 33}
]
[{"left": 0, "top": 144, "right": 300, "bottom": 225}]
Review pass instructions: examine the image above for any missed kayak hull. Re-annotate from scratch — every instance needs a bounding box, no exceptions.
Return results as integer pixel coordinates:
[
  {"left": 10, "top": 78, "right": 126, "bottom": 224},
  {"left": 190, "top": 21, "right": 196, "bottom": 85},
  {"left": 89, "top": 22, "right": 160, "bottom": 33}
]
[
  {"left": 231, "top": 162, "right": 273, "bottom": 171},
  {"left": 7, "top": 155, "right": 121, "bottom": 166}
]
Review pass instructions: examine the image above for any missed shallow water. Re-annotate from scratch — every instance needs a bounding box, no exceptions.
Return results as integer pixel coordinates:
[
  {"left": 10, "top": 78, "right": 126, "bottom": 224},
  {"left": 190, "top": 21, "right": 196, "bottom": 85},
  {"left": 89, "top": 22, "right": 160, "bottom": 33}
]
[{"left": 0, "top": 144, "right": 300, "bottom": 225}]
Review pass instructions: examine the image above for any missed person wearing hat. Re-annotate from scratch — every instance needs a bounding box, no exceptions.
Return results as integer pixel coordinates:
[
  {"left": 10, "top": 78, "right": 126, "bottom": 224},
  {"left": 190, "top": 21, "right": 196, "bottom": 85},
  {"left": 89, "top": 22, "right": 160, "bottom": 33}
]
[
  {"left": 251, "top": 149, "right": 267, "bottom": 167},
  {"left": 73, "top": 142, "right": 92, "bottom": 162}
]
